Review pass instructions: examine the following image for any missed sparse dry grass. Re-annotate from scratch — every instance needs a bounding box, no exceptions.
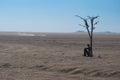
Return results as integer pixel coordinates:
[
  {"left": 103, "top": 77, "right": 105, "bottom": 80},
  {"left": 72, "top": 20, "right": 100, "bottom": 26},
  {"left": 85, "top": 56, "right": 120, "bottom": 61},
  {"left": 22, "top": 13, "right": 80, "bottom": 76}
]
[{"left": 0, "top": 33, "right": 120, "bottom": 80}]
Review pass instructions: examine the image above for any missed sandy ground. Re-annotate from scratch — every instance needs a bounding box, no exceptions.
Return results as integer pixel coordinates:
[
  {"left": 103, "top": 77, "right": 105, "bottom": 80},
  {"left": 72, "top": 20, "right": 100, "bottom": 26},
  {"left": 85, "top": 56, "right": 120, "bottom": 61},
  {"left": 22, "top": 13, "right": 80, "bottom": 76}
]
[{"left": 0, "top": 33, "right": 120, "bottom": 80}]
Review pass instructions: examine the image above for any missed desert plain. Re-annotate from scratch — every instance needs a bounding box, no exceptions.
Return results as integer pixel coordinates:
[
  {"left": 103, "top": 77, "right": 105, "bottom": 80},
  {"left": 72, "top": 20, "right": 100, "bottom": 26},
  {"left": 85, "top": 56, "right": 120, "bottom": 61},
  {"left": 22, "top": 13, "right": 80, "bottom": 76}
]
[{"left": 0, "top": 32, "right": 120, "bottom": 80}]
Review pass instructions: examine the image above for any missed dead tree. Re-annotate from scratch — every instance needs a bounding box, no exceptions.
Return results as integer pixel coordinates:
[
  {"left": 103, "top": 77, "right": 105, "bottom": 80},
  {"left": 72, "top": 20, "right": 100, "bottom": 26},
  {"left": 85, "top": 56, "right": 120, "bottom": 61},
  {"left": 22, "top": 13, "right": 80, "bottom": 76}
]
[{"left": 76, "top": 15, "right": 99, "bottom": 57}]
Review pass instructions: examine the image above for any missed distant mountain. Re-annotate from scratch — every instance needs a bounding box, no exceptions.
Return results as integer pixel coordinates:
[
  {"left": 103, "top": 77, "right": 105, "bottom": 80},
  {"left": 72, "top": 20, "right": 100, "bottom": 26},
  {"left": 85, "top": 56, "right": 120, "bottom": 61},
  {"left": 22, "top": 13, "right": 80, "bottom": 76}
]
[
  {"left": 95, "top": 31, "right": 117, "bottom": 34},
  {"left": 75, "top": 30, "right": 119, "bottom": 34},
  {"left": 76, "top": 30, "right": 85, "bottom": 33}
]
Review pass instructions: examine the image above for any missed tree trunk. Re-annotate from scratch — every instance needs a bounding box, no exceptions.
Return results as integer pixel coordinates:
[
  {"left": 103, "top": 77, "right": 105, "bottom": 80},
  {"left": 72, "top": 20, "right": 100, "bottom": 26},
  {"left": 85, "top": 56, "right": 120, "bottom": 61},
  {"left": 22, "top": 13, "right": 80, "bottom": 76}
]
[
  {"left": 90, "top": 35, "right": 93, "bottom": 57},
  {"left": 90, "top": 21, "right": 94, "bottom": 57}
]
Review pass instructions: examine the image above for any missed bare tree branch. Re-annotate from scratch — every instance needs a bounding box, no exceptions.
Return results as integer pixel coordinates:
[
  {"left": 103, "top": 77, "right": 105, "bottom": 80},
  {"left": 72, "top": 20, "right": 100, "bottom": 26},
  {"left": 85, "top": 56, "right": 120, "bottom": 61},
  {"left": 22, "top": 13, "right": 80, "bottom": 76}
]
[
  {"left": 84, "top": 19, "right": 89, "bottom": 28},
  {"left": 78, "top": 24, "right": 86, "bottom": 27},
  {"left": 76, "top": 15, "right": 91, "bottom": 37},
  {"left": 93, "top": 27, "right": 95, "bottom": 30},
  {"left": 75, "top": 15, "right": 89, "bottom": 27},
  {"left": 86, "top": 27, "right": 91, "bottom": 38},
  {"left": 93, "top": 16, "right": 99, "bottom": 19},
  {"left": 94, "top": 21, "right": 99, "bottom": 25},
  {"left": 87, "top": 16, "right": 92, "bottom": 19},
  {"left": 75, "top": 15, "right": 86, "bottom": 20},
  {"left": 91, "top": 16, "right": 99, "bottom": 21}
]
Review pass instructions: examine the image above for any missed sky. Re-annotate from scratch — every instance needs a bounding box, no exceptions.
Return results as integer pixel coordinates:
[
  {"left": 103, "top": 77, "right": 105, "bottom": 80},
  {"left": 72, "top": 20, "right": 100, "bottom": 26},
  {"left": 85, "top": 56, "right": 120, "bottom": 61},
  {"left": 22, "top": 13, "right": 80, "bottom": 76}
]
[{"left": 0, "top": 0, "right": 120, "bottom": 33}]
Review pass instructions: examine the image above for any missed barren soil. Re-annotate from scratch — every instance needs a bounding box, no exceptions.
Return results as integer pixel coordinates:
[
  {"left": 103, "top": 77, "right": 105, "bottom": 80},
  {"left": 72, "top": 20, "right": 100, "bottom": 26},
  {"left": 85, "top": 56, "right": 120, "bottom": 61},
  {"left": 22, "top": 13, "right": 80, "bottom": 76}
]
[{"left": 0, "top": 33, "right": 120, "bottom": 80}]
